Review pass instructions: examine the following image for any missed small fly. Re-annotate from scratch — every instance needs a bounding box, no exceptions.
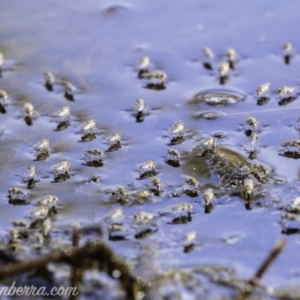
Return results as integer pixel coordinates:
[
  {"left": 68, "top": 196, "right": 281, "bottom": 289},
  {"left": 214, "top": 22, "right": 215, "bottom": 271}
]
[
  {"left": 44, "top": 71, "right": 55, "bottom": 91},
  {"left": 52, "top": 106, "right": 71, "bottom": 123},
  {"left": 50, "top": 161, "right": 70, "bottom": 175}
]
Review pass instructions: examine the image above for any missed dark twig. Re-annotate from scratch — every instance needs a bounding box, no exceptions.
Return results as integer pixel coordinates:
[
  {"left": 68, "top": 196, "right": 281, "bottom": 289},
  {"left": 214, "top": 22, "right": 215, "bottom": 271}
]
[
  {"left": 236, "top": 239, "right": 286, "bottom": 300},
  {"left": 0, "top": 241, "right": 143, "bottom": 300}
]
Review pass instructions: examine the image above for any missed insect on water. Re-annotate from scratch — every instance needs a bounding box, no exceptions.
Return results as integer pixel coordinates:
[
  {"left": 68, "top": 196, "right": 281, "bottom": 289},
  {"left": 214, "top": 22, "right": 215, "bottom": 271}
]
[
  {"left": 44, "top": 71, "right": 55, "bottom": 91},
  {"left": 78, "top": 119, "right": 97, "bottom": 134},
  {"left": 165, "top": 148, "right": 181, "bottom": 167},
  {"left": 8, "top": 187, "right": 28, "bottom": 201},
  {"left": 0, "top": 90, "right": 9, "bottom": 113},
  {"left": 33, "top": 139, "right": 50, "bottom": 160},
  {"left": 219, "top": 61, "right": 230, "bottom": 84},
  {"left": 136, "top": 161, "right": 156, "bottom": 179},
  {"left": 256, "top": 83, "right": 270, "bottom": 97},
  {"left": 137, "top": 161, "right": 156, "bottom": 173},
  {"left": 167, "top": 121, "right": 185, "bottom": 144},
  {"left": 38, "top": 195, "right": 58, "bottom": 208},
  {"left": 181, "top": 175, "right": 200, "bottom": 196},
  {"left": 52, "top": 106, "right": 71, "bottom": 123},
  {"left": 84, "top": 149, "right": 104, "bottom": 167},
  {"left": 106, "top": 133, "right": 121, "bottom": 151},
  {"left": 62, "top": 81, "right": 77, "bottom": 101},
  {"left": 50, "top": 161, "right": 70, "bottom": 176},
  {"left": 133, "top": 98, "right": 149, "bottom": 122}
]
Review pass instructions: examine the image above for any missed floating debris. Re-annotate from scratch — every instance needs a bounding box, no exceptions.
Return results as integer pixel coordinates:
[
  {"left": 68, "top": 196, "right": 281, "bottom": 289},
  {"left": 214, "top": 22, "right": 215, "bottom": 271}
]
[
  {"left": 106, "top": 133, "right": 121, "bottom": 151},
  {"left": 44, "top": 71, "right": 55, "bottom": 91}
]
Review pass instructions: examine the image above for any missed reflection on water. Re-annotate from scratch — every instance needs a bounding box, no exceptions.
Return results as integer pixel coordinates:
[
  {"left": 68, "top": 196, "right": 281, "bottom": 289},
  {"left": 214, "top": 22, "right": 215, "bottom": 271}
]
[{"left": 1, "top": 0, "right": 300, "bottom": 298}]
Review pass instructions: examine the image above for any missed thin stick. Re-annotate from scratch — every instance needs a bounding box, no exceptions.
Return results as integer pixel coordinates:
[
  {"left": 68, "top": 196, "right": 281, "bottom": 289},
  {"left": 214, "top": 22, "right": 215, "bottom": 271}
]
[
  {"left": 236, "top": 239, "right": 286, "bottom": 300},
  {"left": 0, "top": 241, "right": 142, "bottom": 300}
]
